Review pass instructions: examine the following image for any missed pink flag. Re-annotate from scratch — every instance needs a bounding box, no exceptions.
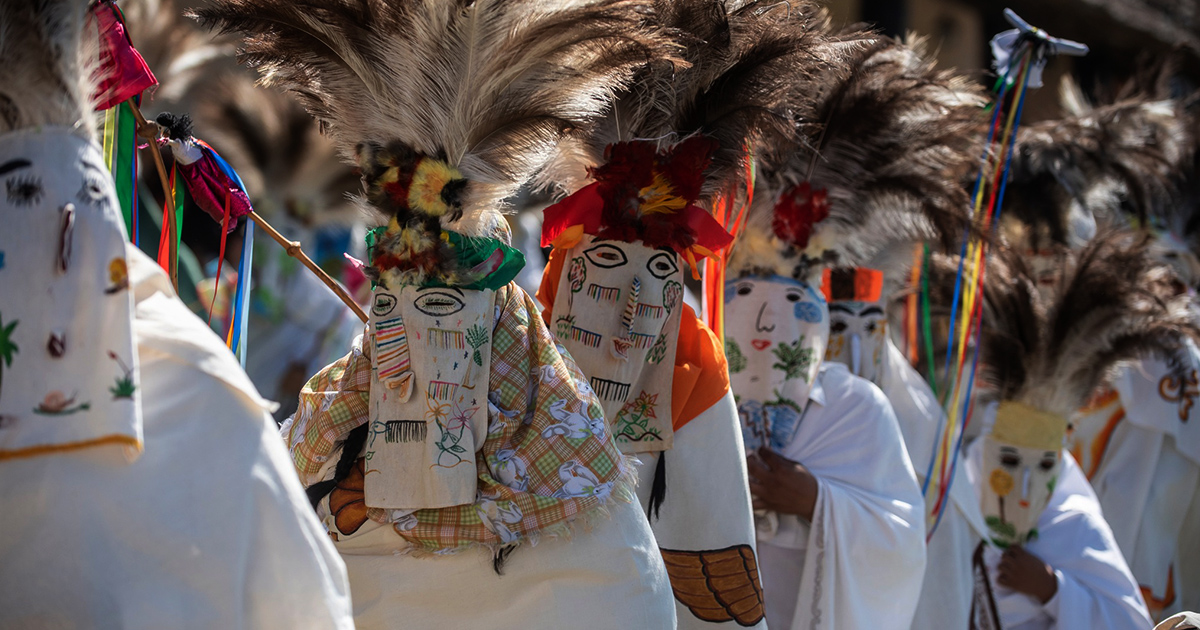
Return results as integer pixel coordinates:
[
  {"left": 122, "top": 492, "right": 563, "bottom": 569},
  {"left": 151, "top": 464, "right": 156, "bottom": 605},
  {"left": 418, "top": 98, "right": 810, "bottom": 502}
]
[{"left": 92, "top": 1, "right": 157, "bottom": 111}]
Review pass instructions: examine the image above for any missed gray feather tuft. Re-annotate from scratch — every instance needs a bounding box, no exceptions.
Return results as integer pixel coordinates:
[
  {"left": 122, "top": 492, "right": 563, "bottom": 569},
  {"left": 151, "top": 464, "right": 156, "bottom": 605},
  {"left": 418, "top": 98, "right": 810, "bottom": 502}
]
[{"left": 0, "top": 0, "right": 98, "bottom": 137}]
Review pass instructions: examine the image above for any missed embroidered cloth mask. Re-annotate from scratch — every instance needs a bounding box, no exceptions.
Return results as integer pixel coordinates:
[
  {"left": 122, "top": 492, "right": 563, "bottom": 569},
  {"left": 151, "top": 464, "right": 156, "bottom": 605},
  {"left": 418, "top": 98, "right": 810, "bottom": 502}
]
[
  {"left": 724, "top": 275, "right": 828, "bottom": 451},
  {"left": 0, "top": 128, "right": 141, "bottom": 459},
  {"left": 980, "top": 401, "right": 1066, "bottom": 547},
  {"left": 549, "top": 235, "right": 684, "bottom": 453}
]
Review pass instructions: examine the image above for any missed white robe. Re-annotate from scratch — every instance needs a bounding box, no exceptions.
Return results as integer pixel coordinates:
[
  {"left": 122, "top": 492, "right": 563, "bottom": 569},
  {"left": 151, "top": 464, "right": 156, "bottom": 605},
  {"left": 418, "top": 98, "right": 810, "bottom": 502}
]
[
  {"left": 757, "top": 363, "right": 926, "bottom": 630},
  {"left": 0, "top": 247, "right": 353, "bottom": 629},
  {"left": 636, "top": 390, "right": 766, "bottom": 629},
  {"left": 338, "top": 498, "right": 675, "bottom": 629},
  {"left": 1070, "top": 354, "right": 1200, "bottom": 618},
  {"left": 966, "top": 444, "right": 1152, "bottom": 630},
  {"left": 878, "top": 339, "right": 988, "bottom": 629}
]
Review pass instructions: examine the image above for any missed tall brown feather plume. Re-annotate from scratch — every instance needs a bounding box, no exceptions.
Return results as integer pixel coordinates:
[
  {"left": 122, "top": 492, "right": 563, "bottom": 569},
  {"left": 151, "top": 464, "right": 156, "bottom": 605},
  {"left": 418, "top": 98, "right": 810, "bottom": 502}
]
[
  {"left": 927, "top": 231, "right": 1199, "bottom": 417},
  {"left": 0, "top": 0, "right": 98, "bottom": 137},
  {"left": 195, "top": 0, "right": 676, "bottom": 235},
  {"left": 1005, "top": 82, "right": 1193, "bottom": 250},
  {"left": 541, "top": 0, "right": 852, "bottom": 205},
  {"left": 794, "top": 35, "right": 987, "bottom": 266},
  {"left": 729, "top": 35, "right": 987, "bottom": 281}
]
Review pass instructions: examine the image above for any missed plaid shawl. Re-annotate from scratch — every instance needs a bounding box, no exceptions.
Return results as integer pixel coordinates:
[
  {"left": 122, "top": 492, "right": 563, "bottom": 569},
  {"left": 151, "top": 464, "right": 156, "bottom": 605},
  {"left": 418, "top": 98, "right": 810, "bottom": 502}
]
[{"left": 286, "top": 283, "right": 634, "bottom": 553}]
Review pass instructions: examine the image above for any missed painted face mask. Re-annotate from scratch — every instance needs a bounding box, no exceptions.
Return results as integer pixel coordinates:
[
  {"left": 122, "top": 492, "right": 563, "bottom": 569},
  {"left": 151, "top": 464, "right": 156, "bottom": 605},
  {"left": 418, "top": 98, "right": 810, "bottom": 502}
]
[
  {"left": 0, "top": 128, "right": 141, "bottom": 458},
  {"left": 825, "top": 301, "right": 887, "bottom": 384},
  {"left": 822, "top": 268, "right": 887, "bottom": 384},
  {"left": 366, "top": 284, "right": 494, "bottom": 509},
  {"left": 724, "top": 275, "right": 828, "bottom": 451},
  {"left": 549, "top": 235, "right": 684, "bottom": 451},
  {"left": 980, "top": 401, "right": 1066, "bottom": 547}
]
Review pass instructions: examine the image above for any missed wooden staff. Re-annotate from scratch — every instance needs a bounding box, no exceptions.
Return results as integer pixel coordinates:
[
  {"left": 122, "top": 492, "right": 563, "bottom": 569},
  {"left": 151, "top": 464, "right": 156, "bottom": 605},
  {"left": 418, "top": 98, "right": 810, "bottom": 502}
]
[
  {"left": 128, "top": 102, "right": 368, "bottom": 324},
  {"left": 130, "top": 102, "right": 179, "bottom": 290}
]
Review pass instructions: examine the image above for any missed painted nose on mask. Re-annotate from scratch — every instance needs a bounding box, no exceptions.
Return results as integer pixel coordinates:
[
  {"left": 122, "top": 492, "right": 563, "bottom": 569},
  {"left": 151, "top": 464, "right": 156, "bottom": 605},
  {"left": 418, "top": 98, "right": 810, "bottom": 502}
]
[
  {"left": 1020, "top": 466, "right": 1031, "bottom": 508},
  {"left": 850, "top": 334, "right": 861, "bottom": 377},
  {"left": 755, "top": 302, "right": 775, "bottom": 333}
]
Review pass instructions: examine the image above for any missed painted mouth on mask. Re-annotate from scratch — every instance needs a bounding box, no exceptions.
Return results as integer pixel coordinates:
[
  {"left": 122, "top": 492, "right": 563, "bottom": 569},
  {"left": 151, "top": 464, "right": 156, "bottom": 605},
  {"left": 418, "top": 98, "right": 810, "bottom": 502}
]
[
  {"left": 630, "top": 332, "right": 657, "bottom": 349},
  {"left": 586, "top": 283, "right": 621, "bottom": 303},
  {"left": 1019, "top": 500, "right": 1030, "bottom": 508},
  {"left": 634, "top": 303, "right": 665, "bottom": 318},
  {"left": 751, "top": 339, "right": 771, "bottom": 351},
  {"left": 569, "top": 326, "right": 603, "bottom": 348},
  {"left": 590, "top": 377, "right": 631, "bottom": 403}
]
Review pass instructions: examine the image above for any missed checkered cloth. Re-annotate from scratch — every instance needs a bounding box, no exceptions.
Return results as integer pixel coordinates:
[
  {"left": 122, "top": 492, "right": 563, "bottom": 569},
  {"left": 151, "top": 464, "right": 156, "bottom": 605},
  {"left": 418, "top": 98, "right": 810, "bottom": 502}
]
[{"left": 286, "top": 284, "right": 631, "bottom": 553}]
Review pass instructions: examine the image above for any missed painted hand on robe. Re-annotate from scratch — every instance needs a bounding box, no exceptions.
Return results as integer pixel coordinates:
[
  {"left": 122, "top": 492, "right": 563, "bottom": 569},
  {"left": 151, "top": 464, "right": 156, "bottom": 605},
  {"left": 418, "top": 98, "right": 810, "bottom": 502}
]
[
  {"left": 997, "top": 545, "right": 1058, "bottom": 604},
  {"left": 747, "top": 447, "right": 819, "bottom": 521}
]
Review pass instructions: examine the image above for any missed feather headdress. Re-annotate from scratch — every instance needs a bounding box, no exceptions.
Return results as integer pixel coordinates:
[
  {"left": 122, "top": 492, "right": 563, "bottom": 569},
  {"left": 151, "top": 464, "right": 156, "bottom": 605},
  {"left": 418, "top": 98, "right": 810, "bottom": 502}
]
[
  {"left": 727, "top": 36, "right": 987, "bottom": 283},
  {"left": 539, "top": 0, "right": 850, "bottom": 262},
  {"left": 939, "top": 231, "right": 1199, "bottom": 417},
  {"left": 196, "top": 0, "right": 674, "bottom": 287},
  {"left": 1004, "top": 79, "right": 1194, "bottom": 251},
  {"left": 0, "top": 0, "right": 97, "bottom": 136}
]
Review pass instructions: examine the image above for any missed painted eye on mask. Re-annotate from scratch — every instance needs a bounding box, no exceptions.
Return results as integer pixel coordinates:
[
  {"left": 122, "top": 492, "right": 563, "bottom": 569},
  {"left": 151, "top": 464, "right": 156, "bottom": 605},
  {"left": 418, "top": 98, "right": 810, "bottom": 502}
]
[
  {"left": 1039, "top": 452, "right": 1057, "bottom": 471},
  {"left": 830, "top": 320, "right": 847, "bottom": 334},
  {"left": 646, "top": 252, "right": 679, "bottom": 279},
  {"left": 735, "top": 282, "right": 753, "bottom": 296},
  {"left": 584, "top": 243, "right": 628, "bottom": 268},
  {"left": 78, "top": 170, "right": 107, "bottom": 205},
  {"left": 865, "top": 322, "right": 877, "bottom": 333},
  {"left": 999, "top": 448, "right": 1021, "bottom": 469},
  {"left": 373, "top": 293, "right": 398, "bottom": 316},
  {"left": 785, "top": 289, "right": 803, "bottom": 303},
  {"left": 414, "top": 291, "right": 465, "bottom": 316},
  {"left": 6, "top": 174, "right": 43, "bottom": 206}
]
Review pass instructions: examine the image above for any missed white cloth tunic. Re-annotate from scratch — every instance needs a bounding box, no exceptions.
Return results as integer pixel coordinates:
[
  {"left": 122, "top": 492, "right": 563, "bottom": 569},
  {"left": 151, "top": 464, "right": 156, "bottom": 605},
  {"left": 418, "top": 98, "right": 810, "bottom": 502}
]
[
  {"left": 1070, "top": 352, "right": 1200, "bottom": 619},
  {"left": 635, "top": 389, "right": 767, "bottom": 629},
  {"left": 878, "top": 339, "right": 988, "bottom": 629},
  {"left": 756, "top": 363, "right": 926, "bottom": 630},
  {"left": 0, "top": 247, "right": 354, "bottom": 629},
  {"left": 967, "top": 444, "right": 1152, "bottom": 630}
]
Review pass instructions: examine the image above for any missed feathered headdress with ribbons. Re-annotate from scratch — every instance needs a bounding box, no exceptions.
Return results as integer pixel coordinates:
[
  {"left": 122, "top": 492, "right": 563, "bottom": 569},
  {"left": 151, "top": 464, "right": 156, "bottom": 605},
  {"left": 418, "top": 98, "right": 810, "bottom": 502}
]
[
  {"left": 196, "top": 0, "right": 676, "bottom": 289},
  {"left": 728, "top": 36, "right": 987, "bottom": 283},
  {"left": 540, "top": 0, "right": 847, "bottom": 272}
]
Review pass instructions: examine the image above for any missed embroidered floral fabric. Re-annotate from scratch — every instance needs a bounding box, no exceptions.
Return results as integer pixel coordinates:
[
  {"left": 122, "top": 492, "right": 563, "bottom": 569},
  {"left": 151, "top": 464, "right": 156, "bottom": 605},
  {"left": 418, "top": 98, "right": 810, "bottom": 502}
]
[{"left": 287, "top": 284, "right": 632, "bottom": 552}]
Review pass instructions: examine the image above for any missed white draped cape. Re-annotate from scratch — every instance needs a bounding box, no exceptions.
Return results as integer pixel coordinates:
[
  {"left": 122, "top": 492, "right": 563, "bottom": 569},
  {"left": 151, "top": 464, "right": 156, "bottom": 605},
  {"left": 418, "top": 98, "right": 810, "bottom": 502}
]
[
  {"left": 757, "top": 363, "right": 926, "bottom": 630},
  {"left": 879, "top": 339, "right": 988, "bottom": 629},
  {"left": 966, "top": 444, "right": 1152, "bottom": 630},
  {"left": 1072, "top": 352, "right": 1200, "bottom": 618},
  {"left": 0, "top": 247, "right": 353, "bottom": 629}
]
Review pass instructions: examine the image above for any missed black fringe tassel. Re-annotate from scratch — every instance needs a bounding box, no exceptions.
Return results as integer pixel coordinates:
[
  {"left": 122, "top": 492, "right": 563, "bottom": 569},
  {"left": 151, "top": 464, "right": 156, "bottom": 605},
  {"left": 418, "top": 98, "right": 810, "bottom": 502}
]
[
  {"left": 493, "top": 544, "right": 517, "bottom": 576},
  {"left": 648, "top": 452, "right": 666, "bottom": 522}
]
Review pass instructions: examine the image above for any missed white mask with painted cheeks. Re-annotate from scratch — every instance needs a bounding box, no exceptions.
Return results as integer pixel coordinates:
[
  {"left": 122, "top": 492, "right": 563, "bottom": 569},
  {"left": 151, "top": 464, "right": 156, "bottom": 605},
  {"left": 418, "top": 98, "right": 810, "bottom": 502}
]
[
  {"left": 825, "top": 301, "right": 887, "bottom": 385},
  {"left": 979, "top": 401, "right": 1065, "bottom": 547},
  {"left": 724, "top": 275, "right": 828, "bottom": 451},
  {"left": 549, "top": 235, "right": 684, "bottom": 452}
]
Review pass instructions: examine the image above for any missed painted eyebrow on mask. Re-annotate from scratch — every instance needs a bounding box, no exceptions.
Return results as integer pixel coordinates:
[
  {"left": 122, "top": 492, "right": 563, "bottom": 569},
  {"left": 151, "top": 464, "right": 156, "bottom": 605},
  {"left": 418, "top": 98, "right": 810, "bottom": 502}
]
[
  {"left": 828, "top": 304, "right": 856, "bottom": 314},
  {"left": 861, "top": 307, "right": 884, "bottom": 317},
  {"left": 0, "top": 159, "right": 31, "bottom": 176}
]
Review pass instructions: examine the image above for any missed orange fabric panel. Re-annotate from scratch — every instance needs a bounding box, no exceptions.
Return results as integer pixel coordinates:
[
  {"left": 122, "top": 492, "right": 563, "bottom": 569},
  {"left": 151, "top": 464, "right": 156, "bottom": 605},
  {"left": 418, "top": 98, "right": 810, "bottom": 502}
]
[
  {"left": 672, "top": 304, "right": 730, "bottom": 430},
  {"left": 537, "top": 248, "right": 731, "bottom": 431}
]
